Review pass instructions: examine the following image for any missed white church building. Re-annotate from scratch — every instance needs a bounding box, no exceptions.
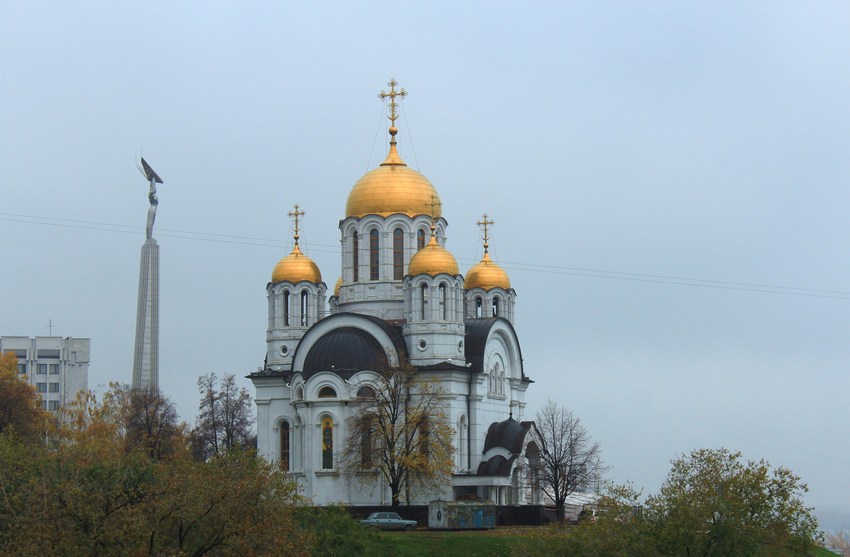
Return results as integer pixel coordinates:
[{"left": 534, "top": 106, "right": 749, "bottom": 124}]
[{"left": 250, "top": 81, "right": 541, "bottom": 509}]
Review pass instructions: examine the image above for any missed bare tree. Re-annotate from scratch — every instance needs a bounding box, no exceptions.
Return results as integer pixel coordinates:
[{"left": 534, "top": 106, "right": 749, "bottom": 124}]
[
  {"left": 192, "top": 373, "right": 254, "bottom": 460},
  {"left": 338, "top": 367, "right": 454, "bottom": 508},
  {"left": 123, "top": 386, "right": 181, "bottom": 460},
  {"left": 535, "top": 399, "right": 603, "bottom": 521}
]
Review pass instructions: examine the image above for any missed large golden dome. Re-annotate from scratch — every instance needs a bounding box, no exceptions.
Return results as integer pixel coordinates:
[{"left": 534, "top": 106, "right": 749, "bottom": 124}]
[
  {"left": 408, "top": 234, "right": 459, "bottom": 276},
  {"left": 345, "top": 144, "right": 442, "bottom": 219},
  {"left": 333, "top": 276, "right": 342, "bottom": 297},
  {"left": 465, "top": 253, "right": 510, "bottom": 291},
  {"left": 271, "top": 244, "right": 322, "bottom": 284}
]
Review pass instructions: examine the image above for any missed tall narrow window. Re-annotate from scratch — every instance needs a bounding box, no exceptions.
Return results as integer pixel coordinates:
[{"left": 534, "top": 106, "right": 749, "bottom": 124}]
[
  {"left": 475, "top": 296, "right": 483, "bottom": 318},
  {"left": 352, "top": 232, "right": 359, "bottom": 282},
  {"left": 492, "top": 296, "right": 500, "bottom": 317},
  {"left": 419, "top": 417, "right": 430, "bottom": 457},
  {"left": 393, "top": 228, "right": 404, "bottom": 279},
  {"left": 439, "top": 283, "right": 447, "bottom": 320},
  {"left": 280, "top": 421, "right": 290, "bottom": 471},
  {"left": 321, "top": 416, "right": 334, "bottom": 469},
  {"left": 301, "top": 290, "right": 309, "bottom": 326},
  {"left": 283, "top": 290, "right": 290, "bottom": 326},
  {"left": 417, "top": 229, "right": 426, "bottom": 250},
  {"left": 420, "top": 284, "right": 428, "bottom": 320},
  {"left": 370, "top": 229, "right": 379, "bottom": 280},
  {"left": 360, "top": 416, "right": 374, "bottom": 468}
]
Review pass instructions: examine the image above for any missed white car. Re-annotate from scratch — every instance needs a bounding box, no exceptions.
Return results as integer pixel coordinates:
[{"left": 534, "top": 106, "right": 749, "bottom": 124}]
[{"left": 360, "top": 512, "right": 417, "bottom": 531}]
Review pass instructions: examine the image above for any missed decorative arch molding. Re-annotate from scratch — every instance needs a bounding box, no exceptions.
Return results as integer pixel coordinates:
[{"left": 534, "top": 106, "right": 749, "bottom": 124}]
[
  {"left": 291, "top": 313, "right": 405, "bottom": 373},
  {"left": 464, "top": 317, "right": 524, "bottom": 377}
]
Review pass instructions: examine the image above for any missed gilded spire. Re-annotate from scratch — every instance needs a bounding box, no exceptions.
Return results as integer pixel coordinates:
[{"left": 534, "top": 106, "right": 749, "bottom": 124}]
[
  {"left": 288, "top": 204, "right": 305, "bottom": 247},
  {"left": 477, "top": 213, "right": 495, "bottom": 255},
  {"left": 379, "top": 79, "right": 407, "bottom": 166},
  {"left": 379, "top": 78, "right": 407, "bottom": 143}
]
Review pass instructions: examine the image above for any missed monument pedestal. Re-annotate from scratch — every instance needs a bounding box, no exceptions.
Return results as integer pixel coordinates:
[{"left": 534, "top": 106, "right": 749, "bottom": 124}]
[{"left": 132, "top": 238, "right": 159, "bottom": 389}]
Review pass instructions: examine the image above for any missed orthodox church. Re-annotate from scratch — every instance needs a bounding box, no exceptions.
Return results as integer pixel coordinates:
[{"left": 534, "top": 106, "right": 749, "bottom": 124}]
[{"left": 249, "top": 81, "right": 540, "bottom": 508}]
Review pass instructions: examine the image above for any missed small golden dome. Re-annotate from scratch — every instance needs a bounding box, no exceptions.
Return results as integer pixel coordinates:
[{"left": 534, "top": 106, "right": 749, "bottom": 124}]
[
  {"left": 408, "top": 234, "right": 459, "bottom": 276},
  {"left": 345, "top": 146, "right": 442, "bottom": 219},
  {"left": 271, "top": 244, "right": 322, "bottom": 284},
  {"left": 465, "top": 253, "right": 510, "bottom": 291},
  {"left": 333, "top": 276, "right": 342, "bottom": 297}
]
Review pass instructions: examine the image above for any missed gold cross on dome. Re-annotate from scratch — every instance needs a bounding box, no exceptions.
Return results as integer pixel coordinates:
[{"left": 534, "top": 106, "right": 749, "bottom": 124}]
[
  {"left": 476, "top": 213, "right": 495, "bottom": 253},
  {"left": 288, "top": 204, "right": 305, "bottom": 245},
  {"left": 379, "top": 78, "right": 407, "bottom": 126}
]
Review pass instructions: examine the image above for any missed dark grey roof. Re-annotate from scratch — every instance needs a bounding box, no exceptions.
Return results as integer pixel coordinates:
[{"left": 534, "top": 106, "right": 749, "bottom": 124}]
[
  {"left": 296, "top": 313, "right": 408, "bottom": 374},
  {"left": 463, "top": 317, "right": 525, "bottom": 378},
  {"left": 476, "top": 454, "right": 516, "bottom": 476},
  {"left": 303, "top": 327, "right": 387, "bottom": 373},
  {"left": 482, "top": 418, "right": 532, "bottom": 454}
]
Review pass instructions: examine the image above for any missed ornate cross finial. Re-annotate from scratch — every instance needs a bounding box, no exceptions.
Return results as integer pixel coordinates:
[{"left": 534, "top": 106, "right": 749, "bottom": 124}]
[
  {"left": 379, "top": 78, "right": 407, "bottom": 125},
  {"left": 429, "top": 195, "right": 442, "bottom": 234},
  {"left": 476, "top": 213, "right": 495, "bottom": 254},
  {"left": 288, "top": 204, "right": 305, "bottom": 246},
  {"left": 379, "top": 79, "right": 407, "bottom": 144}
]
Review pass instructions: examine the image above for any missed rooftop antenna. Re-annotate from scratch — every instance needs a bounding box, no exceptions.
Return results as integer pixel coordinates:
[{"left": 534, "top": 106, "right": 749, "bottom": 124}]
[{"left": 45, "top": 319, "right": 56, "bottom": 336}]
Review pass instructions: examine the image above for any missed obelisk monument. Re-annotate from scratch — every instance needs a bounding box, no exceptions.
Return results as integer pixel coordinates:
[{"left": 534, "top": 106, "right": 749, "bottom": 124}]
[{"left": 132, "top": 158, "right": 163, "bottom": 389}]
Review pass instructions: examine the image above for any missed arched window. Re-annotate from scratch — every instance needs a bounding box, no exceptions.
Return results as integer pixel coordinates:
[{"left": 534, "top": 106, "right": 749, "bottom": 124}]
[
  {"left": 417, "top": 229, "right": 426, "bottom": 250},
  {"left": 280, "top": 420, "right": 290, "bottom": 471},
  {"left": 369, "top": 229, "right": 379, "bottom": 280},
  {"left": 357, "top": 386, "right": 376, "bottom": 399},
  {"left": 296, "top": 386, "right": 304, "bottom": 400},
  {"left": 420, "top": 283, "right": 428, "bottom": 320},
  {"left": 439, "top": 283, "right": 447, "bottom": 320},
  {"left": 352, "top": 232, "right": 359, "bottom": 282},
  {"left": 475, "top": 296, "right": 483, "bottom": 318},
  {"left": 301, "top": 290, "right": 309, "bottom": 326},
  {"left": 318, "top": 386, "right": 337, "bottom": 398},
  {"left": 393, "top": 228, "right": 404, "bottom": 280},
  {"left": 321, "top": 416, "right": 333, "bottom": 469},
  {"left": 283, "top": 290, "right": 290, "bottom": 326},
  {"left": 492, "top": 296, "right": 500, "bottom": 317}
]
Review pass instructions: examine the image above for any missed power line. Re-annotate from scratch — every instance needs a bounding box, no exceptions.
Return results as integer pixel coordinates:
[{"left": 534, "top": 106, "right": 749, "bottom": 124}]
[{"left": 2, "top": 212, "right": 847, "bottom": 300}]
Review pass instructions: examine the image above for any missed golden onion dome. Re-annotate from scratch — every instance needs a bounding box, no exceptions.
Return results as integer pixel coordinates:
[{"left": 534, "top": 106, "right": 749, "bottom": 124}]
[
  {"left": 345, "top": 143, "right": 442, "bottom": 219},
  {"left": 465, "top": 253, "right": 511, "bottom": 291},
  {"left": 408, "top": 233, "right": 459, "bottom": 276},
  {"left": 271, "top": 244, "right": 322, "bottom": 284},
  {"left": 333, "top": 276, "right": 342, "bottom": 297}
]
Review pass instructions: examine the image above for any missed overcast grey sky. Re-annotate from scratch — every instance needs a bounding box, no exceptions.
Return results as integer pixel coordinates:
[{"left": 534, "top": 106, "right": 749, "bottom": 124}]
[{"left": 2, "top": 1, "right": 848, "bottom": 528}]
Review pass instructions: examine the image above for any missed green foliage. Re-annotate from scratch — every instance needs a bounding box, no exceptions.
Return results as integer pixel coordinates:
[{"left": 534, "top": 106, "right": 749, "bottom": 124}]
[
  {"left": 516, "top": 449, "right": 821, "bottom": 557},
  {"left": 294, "top": 505, "right": 381, "bottom": 557},
  {"left": 0, "top": 384, "right": 310, "bottom": 557}
]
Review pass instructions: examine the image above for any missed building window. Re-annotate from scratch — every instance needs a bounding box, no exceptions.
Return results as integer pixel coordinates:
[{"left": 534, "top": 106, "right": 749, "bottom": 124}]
[
  {"left": 475, "top": 296, "right": 483, "bottom": 318},
  {"left": 300, "top": 290, "right": 309, "bottom": 326},
  {"left": 419, "top": 417, "right": 430, "bottom": 457},
  {"left": 37, "top": 364, "right": 47, "bottom": 374},
  {"left": 369, "top": 229, "right": 379, "bottom": 280},
  {"left": 492, "top": 296, "right": 500, "bottom": 317},
  {"left": 36, "top": 382, "right": 47, "bottom": 393},
  {"left": 283, "top": 290, "right": 290, "bottom": 326},
  {"left": 49, "top": 364, "right": 60, "bottom": 374},
  {"left": 417, "top": 229, "right": 426, "bottom": 250},
  {"left": 49, "top": 383, "right": 59, "bottom": 393},
  {"left": 48, "top": 400, "right": 59, "bottom": 411},
  {"left": 352, "top": 232, "right": 359, "bottom": 282},
  {"left": 280, "top": 421, "right": 290, "bottom": 472},
  {"left": 439, "top": 283, "right": 447, "bottom": 320},
  {"left": 296, "top": 386, "right": 304, "bottom": 400},
  {"left": 357, "top": 386, "right": 375, "bottom": 399},
  {"left": 318, "top": 386, "right": 337, "bottom": 398},
  {"left": 393, "top": 228, "right": 404, "bottom": 280},
  {"left": 420, "top": 283, "right": 428, "bottom": 320},
  {"left": 360, "top": 416, "right": 374, "bottom": 468},
  {"left": 321, "top": 416, "right": 334, "bottom": 469},
  {"left": 17, "top": 363, "right": 26, "bottom": 375}
]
